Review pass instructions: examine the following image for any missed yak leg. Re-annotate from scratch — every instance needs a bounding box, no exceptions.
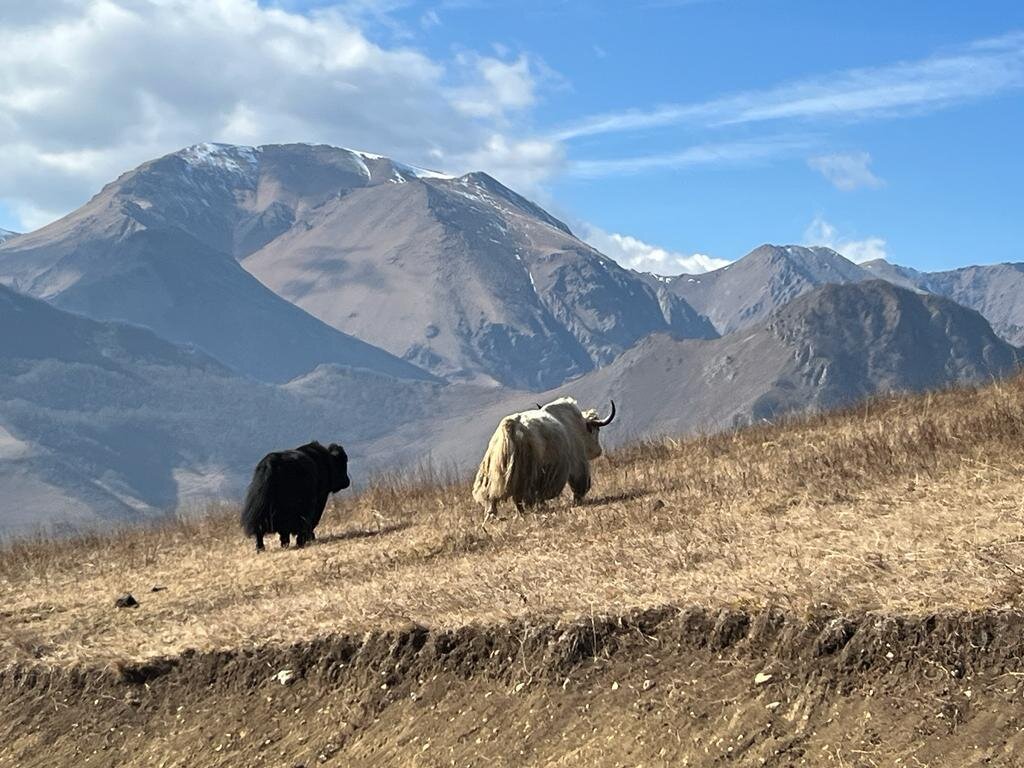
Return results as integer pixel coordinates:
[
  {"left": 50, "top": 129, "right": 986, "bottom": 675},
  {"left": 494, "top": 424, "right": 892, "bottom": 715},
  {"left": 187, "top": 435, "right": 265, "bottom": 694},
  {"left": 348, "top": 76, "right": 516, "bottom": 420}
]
[
  {"left": 279, "top": 532, "right": 290, "bottom": 548},
  {"left": 514, "top": 499, "right": 527, "bottom": 516},
  {"left": 255, "top": 533, "right": 265, "bottom": 553},
  {"left": 569, "top": 467, "right": 591, "bottom": 506},
  {"left": 297, "top": 499, "right": 318, "bottom": 547},
  {"left": 309, "top": 492, "right": 330, "bottom": 535},
  {"left": 482, "top": 500, "right": 497, "bottom": 522}
]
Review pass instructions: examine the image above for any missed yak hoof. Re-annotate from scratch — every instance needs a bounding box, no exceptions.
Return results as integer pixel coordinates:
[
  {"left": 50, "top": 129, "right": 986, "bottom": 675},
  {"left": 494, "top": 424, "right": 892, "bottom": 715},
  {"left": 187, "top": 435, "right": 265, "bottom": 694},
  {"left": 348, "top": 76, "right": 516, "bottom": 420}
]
[{"left": 482, "top": 502, "right": 497, "bottom": 522}]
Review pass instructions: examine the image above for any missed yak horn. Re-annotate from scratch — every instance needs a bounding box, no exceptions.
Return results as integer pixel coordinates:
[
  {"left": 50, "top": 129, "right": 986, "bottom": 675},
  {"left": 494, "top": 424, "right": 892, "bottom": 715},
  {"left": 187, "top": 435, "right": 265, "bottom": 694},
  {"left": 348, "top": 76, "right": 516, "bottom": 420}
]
[{"left": 593, "top": 400, "right": 616, "bottom": 427}]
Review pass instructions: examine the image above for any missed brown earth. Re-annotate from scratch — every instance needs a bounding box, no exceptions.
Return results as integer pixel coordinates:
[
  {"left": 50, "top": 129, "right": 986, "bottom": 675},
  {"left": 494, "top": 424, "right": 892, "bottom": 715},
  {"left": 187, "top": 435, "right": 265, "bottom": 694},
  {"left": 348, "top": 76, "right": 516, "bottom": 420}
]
[
  {"left": 5, "top": 608, "right": 1024, "bottom": 767},
  {"left": 4, "top": 376, "right": 1024, "bottom": 766}
]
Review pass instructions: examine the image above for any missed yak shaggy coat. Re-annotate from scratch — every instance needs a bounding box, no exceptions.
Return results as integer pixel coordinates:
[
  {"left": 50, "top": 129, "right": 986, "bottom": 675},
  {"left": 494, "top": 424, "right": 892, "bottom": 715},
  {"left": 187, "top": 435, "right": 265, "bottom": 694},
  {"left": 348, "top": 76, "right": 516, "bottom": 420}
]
[
  {"left": 472, "top": 397, "right": 615, "bottom": 517},
  {"left": 240, "top": 441, "right": 350, "bottom": 552}
]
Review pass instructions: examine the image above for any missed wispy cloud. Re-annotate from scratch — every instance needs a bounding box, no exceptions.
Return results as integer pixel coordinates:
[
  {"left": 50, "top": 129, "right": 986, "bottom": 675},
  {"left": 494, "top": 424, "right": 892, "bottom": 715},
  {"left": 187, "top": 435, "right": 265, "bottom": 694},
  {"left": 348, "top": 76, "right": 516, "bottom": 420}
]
[
  {"left": 553, "top": 31, "right": 1024, "bottom": 141},
  {"left": 804, "top": 216, "right": 887, "bottom": 264},
  {"left": 569, "top": 137, "right": 807, "bottom": 178},
  {"left": 582, "top": 224, "right": 729, "bottom": 275},
  {"left": 808, "top": 151, "right": 884, "bottom": 191}
]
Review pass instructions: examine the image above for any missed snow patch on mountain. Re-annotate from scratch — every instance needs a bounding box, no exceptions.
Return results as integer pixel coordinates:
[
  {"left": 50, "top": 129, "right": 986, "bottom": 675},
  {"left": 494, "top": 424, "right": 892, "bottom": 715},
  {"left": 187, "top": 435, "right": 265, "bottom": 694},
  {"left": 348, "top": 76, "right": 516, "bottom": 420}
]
[
  {"left": 0, "top": 424, "right": 32, "bottom": 459},
  {"left": 396, "top": 161, "right": 457, "bottom": 181},
  {"left": 180, "top": 142, "right": 260, "bottom": 175}
]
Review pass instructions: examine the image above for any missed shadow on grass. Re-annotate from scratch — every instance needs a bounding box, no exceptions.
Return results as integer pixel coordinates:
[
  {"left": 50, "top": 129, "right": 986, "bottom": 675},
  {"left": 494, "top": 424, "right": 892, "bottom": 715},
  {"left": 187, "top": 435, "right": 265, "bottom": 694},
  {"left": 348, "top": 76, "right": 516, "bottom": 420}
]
[
  {"left": 315, "top": 522, "right": 411, "bottom": 545},
  {"left": 580, "top": 489, "right": 651, "bottom": 507}
]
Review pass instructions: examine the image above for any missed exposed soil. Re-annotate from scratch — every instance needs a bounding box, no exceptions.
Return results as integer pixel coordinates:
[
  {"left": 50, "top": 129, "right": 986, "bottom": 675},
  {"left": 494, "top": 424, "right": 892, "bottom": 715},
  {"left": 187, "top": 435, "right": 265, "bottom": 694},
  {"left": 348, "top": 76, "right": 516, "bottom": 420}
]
[{"left": 5, "top": 606, "right": 1024, "bottom": 767}]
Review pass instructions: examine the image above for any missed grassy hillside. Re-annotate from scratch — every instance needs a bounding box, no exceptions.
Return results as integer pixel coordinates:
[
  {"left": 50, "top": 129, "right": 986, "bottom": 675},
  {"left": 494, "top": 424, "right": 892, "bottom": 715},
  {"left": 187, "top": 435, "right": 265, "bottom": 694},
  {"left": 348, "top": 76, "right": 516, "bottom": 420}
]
[
  {"left": 4, "top": 373, "right": 1024, "bottom": 663},
  {"left": 3, "top": 374, "right": 1024, "bottom": 765}
]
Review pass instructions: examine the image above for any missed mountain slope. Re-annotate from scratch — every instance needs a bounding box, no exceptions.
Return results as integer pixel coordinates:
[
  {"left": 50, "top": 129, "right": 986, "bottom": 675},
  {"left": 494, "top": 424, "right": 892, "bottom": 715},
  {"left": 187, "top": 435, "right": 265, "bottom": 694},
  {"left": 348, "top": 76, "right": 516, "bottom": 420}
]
[
  {"left": 0, "top": 284, "right": 447, "bottom": 535},
  {"left": 243, "top": 166, "right": 715, "bottom": 387},
  {"left": 559, "top": 280, "right": 1021, "bottom": 438},
  {"left": 0, "top": 149, "right": 434, "bottom": 384},
  {"left": 667, "top": 244, "right": 868, "bottom": 334},
  {"left": 0, "top": 282, "right": 236, "bottom": 533},
  {"left": 0, "top": 229, "right": 17, "bottom": 244},
  {"left": 859, "top": 258, "right": 930, "bottom": 291},
  {"left": 0, "top": 142, "right": 712, "bottom": 389},
  {"left": 863, "top": 259, "right": 1024, "bottom": 347}
]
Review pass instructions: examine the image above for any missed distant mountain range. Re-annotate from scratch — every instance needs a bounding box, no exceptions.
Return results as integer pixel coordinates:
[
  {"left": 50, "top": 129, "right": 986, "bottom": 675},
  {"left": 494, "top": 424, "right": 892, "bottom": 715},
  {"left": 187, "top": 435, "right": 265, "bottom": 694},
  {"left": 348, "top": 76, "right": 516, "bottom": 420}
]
[
  {"left": 0, "top": 142, "right": 1020, "bottom": 535},
  {"left": 663, "top": 244, "right": 867, "bottom": 334},
  {"left": 861, "top": 259, "right": 1024, "bottom": 346},
  {"left": 565, "top": 279, "right": 1020, "bottom": 437},
  {"left": 662, "top": 243, "right": 1024, "bottom": 348}
]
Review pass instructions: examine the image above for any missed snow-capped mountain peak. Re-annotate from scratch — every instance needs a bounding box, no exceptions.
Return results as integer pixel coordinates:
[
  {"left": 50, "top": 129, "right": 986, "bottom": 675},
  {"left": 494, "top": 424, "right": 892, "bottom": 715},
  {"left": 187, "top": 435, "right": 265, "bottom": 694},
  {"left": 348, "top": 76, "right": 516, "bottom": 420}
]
[{"left": 179, "top": 142, "right": 261, "bottom": 174}]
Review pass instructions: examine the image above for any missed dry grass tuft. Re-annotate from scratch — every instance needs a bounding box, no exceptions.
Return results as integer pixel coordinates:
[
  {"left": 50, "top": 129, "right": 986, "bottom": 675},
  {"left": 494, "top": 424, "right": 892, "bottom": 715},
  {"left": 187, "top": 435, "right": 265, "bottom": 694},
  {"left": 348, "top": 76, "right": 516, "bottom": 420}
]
[{"left": 2, "top": 376, "right": 1024, "bottom": 666}]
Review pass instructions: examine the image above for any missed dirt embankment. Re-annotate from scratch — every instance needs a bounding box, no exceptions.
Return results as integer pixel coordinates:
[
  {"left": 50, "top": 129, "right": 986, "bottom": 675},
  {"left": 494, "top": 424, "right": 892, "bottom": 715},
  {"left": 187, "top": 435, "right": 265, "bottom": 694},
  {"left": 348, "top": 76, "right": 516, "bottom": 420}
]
[{"left": 5, "top": 606, "right": 1024, "bottom": 767}]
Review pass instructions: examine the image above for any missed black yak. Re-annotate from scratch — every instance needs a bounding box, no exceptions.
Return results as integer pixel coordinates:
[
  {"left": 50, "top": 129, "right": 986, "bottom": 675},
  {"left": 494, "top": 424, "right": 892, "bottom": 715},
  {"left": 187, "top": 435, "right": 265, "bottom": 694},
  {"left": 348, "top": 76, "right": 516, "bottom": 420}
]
[{"left": 241, "top": 441, "right": 350, "bottom": 552}]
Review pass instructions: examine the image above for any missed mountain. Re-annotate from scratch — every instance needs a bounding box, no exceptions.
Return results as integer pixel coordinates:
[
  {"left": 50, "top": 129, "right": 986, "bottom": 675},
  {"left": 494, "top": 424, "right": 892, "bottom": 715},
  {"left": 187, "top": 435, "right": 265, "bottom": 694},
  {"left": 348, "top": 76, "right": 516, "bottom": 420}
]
[
  {"left": 0, "top": 150, "right": 434, "bottom": 384},
  {"left": 295, "top": 280, "right": 1022, "bottom": 477},
  {"left": 0, "top": 229, "right": 17, "bottom": 244},
  {"left": 556, "top": 280, "right": 1021, "bottom": 438},
  {"left": 238, "top": 149, "right": 716, "bottom": 387},
  {"left": 859, "top": 258, "right": 930, "bottom": 291},
  {"left": 0, "top": 282, "right": 235, "bottom": 533},
  {"left": 1, "top": 142, "right": 712, "bottom": 390},
  {"left": 0, "top": 284, "right": 450, "bottom": 536},
  {"left": 2, "top": 279, "right": 1019, "bottom": 536},
  {"left": 668, "top": 245, "right": 1024, "bottom": 353},
  {"left": 863, "top": 259, "right": 1024, "bottom": 346},
  {"left": 665, "top": 244, "right": 868, "bottom": 334}
]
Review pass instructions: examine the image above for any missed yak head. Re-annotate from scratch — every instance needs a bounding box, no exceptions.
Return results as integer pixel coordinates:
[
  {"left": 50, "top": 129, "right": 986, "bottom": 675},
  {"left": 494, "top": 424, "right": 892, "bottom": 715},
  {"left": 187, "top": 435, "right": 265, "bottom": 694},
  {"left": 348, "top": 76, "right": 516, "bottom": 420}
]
[
  {"left": 579, "top": 400, "right": 617, "bottom": 460},
  {"left": 327, "top": 443, "right": 351, "bottom": 492}
]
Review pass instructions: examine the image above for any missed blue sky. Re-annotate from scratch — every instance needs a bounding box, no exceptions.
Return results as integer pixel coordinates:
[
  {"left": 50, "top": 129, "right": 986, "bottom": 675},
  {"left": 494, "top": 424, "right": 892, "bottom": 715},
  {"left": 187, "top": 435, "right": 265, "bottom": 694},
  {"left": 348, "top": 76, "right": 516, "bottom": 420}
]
[{"left": 2, "top": 0, "right": 1022, "bottom": 272}]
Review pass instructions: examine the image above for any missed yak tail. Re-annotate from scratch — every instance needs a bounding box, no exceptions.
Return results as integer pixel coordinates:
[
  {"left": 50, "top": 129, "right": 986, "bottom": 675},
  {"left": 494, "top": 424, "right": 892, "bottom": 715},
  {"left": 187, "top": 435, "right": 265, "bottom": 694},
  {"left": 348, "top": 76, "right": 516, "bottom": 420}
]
[
  {"left": 240, "top": 462, "right": 274, "bottom": 537},
  {"left": 472, "top": 417, "right": 534, "bottom": 506}
]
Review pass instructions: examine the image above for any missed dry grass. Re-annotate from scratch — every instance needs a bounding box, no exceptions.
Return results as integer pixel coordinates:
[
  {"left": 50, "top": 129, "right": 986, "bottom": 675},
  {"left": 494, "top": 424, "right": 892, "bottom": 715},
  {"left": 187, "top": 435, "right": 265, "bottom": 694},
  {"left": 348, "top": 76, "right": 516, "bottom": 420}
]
[{"left": 3, "top": 376, "right": 1024, "bottom": 666}]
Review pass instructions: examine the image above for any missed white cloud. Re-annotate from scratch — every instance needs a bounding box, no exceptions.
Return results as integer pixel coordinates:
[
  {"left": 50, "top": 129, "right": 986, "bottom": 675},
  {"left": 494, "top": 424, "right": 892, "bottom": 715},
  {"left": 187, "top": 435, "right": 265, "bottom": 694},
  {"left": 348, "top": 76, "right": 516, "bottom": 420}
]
[
  {"left": 0, "top": 0, "right": 560, "bottom": 231},
  {"left": 569, "top": 137, "right": 807, "bottom": 178},
  {"left": 451, "top": 53, "right": 539, "bottom": 119},
  {"left": 581, "top": 225, "right": 729, "bottom": 275},
  {"left": 808, "top": 151, "right": 884, "bottom": 191},
  {"left": 803, "top": 216, "right": 887, "bottom": 264},
  {"left": 457, "top": 134, "right": 565, "bottom": 192},
  {"left": 553, "top": 31, "right": 1024, "bottom": 141}
]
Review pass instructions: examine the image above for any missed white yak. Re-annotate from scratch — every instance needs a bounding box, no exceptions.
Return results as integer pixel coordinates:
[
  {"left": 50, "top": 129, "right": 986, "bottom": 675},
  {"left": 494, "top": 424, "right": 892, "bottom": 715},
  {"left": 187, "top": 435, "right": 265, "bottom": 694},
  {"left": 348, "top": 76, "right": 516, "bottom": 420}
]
[{"left": 472, "top": 397, "right": 616, "bottom": 517}]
